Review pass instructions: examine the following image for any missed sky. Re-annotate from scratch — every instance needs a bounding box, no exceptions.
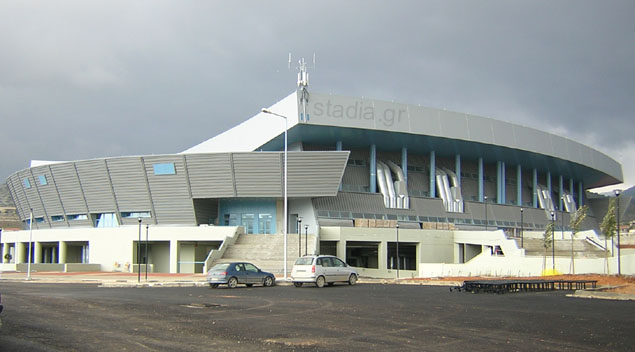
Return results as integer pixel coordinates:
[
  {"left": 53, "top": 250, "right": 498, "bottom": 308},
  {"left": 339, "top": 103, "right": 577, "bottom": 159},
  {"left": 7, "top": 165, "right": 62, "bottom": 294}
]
[{"left": 0, "top": 1, "right": 633, "bottom": 192}]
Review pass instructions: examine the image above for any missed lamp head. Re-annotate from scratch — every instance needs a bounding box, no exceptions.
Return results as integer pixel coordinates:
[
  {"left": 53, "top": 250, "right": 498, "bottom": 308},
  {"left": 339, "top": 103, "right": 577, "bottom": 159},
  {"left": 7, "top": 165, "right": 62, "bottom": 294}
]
[
  {"left": 520, "top": 208, "right": 524, "bottom": 213},
  {"left": 614, "top": 189, "right": 621, "bottom": 196},
  {"left": 138, "top": 217, "right": 142, "bottom": 223},
  {"left": 304, "top": 224, "right": 308, "bottom": 230},
  {"left": 396, "top": 223, "right": 400, "bottom": 229}
]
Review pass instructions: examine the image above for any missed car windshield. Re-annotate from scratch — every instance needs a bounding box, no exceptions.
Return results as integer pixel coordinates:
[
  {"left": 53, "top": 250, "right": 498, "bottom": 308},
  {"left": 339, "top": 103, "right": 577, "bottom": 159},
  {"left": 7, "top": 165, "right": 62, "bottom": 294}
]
[
  {"left": 210, "top": 263, "right": 230, "bottom": 271},
  {"left": 294, "top": 257, "right": 314, "bottom": 265}
]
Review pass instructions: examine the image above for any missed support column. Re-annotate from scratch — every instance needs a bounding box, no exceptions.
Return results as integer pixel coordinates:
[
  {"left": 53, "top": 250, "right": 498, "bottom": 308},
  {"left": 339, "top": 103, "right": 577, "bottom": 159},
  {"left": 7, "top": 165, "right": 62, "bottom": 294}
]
[
  {"left": 501, "top": 162, "right": 506, "bottom": 204},
  {"left": 336, "top": 141, "right": 343, "bottom": 191},
  {"left": 59, "top": 241, "right": 68, "bottom": 264},
  {"left": 402, "top": 147, "right": 408, "bottom": 185},
  {"left": 578, "top": 181, "right": 584, "bottom": 207},
  {"left": 34, "top": 242, "right": 42, "bottom": 264},
  {"left": 170, "top": 240, "right": 179, "bottom": 273},
  {"left": 497, "top": 161, "right": 502, "bottom": 204},
  {"left": 429, "top": 151, "right": 436, "bottom": 198},
  {"left": 16, "top": 242, "right": 26, "bottom": 264},
  {"left": 455, "top": 154, "right": 461, "bottom": 187},
  {"left": 533, "top": 168, "right": 538, "bottom": 208},
  {"left": 370, "top": 144, "right": 377, "bottom": 193},
  {"left": 380, "top": 241, "right": 388, "bottom": 271},
  {"left": 517, "top": 164, "right": 522, "bottom": 206},
  {"left": 336, "top": 240, "right": 347, "bottom": 263},
  {"left": 478, "top": 157, "right": 484, "bottom": 202},
  {"left": 559, "top": 175, "right": 564, "bottom": 211},
  {"left": 569, "top": 177, "right": 574, "bottom": 204},
  {"left": 547, "top": 171, "right": 552, "bottom": 198},
  {"left": 2, "top": 243, "right": 9, "bottom": 263}
]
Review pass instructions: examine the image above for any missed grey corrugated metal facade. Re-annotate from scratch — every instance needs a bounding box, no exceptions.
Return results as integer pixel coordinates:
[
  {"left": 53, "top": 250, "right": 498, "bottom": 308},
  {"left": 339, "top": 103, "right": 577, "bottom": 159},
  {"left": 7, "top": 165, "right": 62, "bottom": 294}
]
[{"left": 8, "top": 151, "right": 349, "bottom": 228}]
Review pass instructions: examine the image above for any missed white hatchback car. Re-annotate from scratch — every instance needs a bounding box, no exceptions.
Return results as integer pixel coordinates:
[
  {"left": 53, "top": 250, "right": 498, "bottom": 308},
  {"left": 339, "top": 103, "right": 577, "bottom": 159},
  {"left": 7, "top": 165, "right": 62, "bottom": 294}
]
[{"left": 291, "top": 255, "right": 358, "bottom": 288}]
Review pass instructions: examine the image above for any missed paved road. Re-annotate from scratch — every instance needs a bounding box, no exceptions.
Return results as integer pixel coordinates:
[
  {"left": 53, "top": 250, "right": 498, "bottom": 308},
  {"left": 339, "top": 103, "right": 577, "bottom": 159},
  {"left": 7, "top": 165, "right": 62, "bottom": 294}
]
[{"left": 0, "top": 282, "right": 633, "bottom": 351}]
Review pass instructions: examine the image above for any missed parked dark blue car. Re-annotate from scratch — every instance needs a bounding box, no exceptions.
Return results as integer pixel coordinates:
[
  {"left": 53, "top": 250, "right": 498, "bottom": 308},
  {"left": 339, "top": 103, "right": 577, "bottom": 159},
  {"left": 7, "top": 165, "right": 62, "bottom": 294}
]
[{"left": 206, "top": 262, "right": 276, "bottom": 289}]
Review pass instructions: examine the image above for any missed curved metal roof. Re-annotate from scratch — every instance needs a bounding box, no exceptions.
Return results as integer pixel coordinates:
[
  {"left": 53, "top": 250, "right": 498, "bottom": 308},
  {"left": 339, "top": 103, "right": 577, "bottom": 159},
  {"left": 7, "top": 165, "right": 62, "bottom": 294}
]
[{"left": 257, "top": 91, "right": 622, "bottom": 189}]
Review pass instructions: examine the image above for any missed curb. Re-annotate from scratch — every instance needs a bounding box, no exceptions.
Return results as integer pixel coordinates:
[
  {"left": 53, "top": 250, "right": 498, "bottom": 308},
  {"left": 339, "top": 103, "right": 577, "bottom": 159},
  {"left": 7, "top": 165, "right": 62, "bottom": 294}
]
[{"left": 567, "top": 290, "right": 635, "bottom": 301}]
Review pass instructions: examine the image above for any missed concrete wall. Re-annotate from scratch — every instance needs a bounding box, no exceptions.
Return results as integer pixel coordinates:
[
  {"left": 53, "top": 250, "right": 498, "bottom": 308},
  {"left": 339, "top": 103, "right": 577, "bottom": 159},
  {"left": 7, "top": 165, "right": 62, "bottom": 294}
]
[{"left": 1, "top": 225, "right": 239, "bottom": 273}]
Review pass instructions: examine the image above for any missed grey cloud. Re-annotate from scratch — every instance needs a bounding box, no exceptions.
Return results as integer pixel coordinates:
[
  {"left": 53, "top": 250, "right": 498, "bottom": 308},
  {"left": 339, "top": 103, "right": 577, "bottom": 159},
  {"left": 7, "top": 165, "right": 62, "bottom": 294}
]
[{"left": 0, "top": 1, "right": 633, "bottom": 184}]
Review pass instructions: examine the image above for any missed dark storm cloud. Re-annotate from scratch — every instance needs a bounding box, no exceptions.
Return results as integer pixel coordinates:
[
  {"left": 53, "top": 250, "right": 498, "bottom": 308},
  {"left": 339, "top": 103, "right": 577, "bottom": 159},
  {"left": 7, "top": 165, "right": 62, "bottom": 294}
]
[{"left": 0, "top": 1, "right": 633, "bottom": 185}]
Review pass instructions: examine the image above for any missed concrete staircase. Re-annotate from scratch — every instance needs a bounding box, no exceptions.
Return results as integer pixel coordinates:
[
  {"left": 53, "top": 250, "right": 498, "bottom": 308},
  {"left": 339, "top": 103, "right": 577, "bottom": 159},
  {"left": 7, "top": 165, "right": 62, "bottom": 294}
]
[
  {"left": 517, "top": 238, "right": 606, "bottom": 258},
  {"left": 213, "top": 234, "right": 317, "bottom": 274}
]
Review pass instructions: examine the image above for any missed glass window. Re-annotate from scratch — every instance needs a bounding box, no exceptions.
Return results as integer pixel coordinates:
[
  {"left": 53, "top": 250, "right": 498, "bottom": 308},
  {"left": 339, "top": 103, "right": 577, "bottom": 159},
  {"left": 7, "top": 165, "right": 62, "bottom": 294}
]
[
  {"left": 211, "top": 263, "right": 230, "bottom": 271},
  {"left": 51, "top": 215, "right": 65, "bottom": 222},
  {"left": 316, "top": 258, "right": 323, "bottom": 266},
  {"left": 24, "top": 178, "right": 31, "bottom": 188},
  {"left": 68, "top": 214, "right": 88, "bottom": 221},
  {"left": 258, "top": 214, "right": 272, "bottom": 234},
  {"left": 241, "top": 213, "right": 255, "bottom": 234},
  {"left": 38, "top": 175, "right": 48, "bottom": 186},
  {"left": 295, "top": 257, "right": 313, "bottom": 265},
  {"left": 322, "top": 257, "right": 334, "bottom": 267},
  {"left": 244, "top": 263, "right": 259, "bottom": 272},
  {"left": 224, "top": 213, "right": 238, "bottom": 226},
  {"left": 121, "top": 211, "right": 151, "bottom": 218},
  {"left": 35, "top": 217, "right": 45, "bottom": 223},
  {"left": 332, "top": 258, "right": 346, "bottom": 267},
  {"left": 153, "top": 163, "right": 176, "bottom": 175}
]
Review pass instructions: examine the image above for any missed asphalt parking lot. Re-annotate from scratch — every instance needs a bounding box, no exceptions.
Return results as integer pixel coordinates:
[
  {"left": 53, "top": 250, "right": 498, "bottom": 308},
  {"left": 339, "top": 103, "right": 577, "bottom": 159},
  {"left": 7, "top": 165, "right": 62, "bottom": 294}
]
[{"left": 0, "top": 282, "right": 633, "bottom": 351}]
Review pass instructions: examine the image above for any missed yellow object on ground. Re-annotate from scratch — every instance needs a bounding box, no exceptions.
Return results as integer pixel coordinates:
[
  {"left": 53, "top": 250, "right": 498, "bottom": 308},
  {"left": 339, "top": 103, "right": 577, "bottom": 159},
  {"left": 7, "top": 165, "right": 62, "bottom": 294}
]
[{"left": 542, "top": 268, "right": 562, "bottom": 276}]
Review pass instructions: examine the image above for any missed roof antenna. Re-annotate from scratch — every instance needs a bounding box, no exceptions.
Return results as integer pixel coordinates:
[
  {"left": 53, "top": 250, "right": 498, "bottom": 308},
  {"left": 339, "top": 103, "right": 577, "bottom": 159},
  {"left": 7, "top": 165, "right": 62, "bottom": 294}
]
[{"left": 288, "top": 53, "right": 315, "bottom": 122}]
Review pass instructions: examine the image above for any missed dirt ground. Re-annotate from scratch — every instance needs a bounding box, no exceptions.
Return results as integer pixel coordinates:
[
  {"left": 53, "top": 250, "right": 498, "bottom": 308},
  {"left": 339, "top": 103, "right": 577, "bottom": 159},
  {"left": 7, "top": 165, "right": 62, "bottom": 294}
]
[{"left": 409, "top": 274, "right": 635, "bottom": 294}]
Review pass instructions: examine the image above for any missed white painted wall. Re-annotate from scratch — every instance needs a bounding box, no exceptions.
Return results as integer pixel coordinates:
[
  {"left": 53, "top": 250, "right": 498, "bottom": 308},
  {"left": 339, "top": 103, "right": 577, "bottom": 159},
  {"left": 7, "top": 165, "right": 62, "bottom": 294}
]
[{"left": 1, "top": 225, "right": 239, "bottom": 272}]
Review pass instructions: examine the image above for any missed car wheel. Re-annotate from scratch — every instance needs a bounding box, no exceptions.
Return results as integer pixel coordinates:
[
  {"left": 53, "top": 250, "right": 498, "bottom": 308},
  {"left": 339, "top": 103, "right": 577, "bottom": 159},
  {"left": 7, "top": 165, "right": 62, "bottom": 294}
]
[
  {"left": 315, "top": 276, "right": 326, "bottom": 288},
  {"left": 263, "top": 276, "right": 274, "bottom": 287},
  {"left": 209, "top": 283, "right": 219, "bottom": 289},
  {"left": 246, "top": 284, "right": 253, "bottom": 288},
  {"left": 348, "top": 274, "right": 358, "bottom": 285},
  {"left": 228, "top": 277, "right": 238, "bottom": 289},
  {"left": 293, "top": 282, "right": 303, "bottom": 288}
]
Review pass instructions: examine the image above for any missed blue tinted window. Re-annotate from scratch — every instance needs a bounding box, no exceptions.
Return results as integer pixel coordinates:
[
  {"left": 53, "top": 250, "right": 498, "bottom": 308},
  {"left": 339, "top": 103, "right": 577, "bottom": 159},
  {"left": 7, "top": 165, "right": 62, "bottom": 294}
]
[
  {"left": 51, "top": 215, "right": 65, "bottom": 222},
  {"left": 38, "top": 175, "right": 48, "bottom": 185},
  {"left": 121, "top": 211, "right": 151, "bottom": 218},
  {"left": 68, "top": 214, "right": 88, "bottom": 221},
  {"left": 24, "top": 178, "right": 31, "bottom": 188},
  {"left": 153, "top": 163, "right": 176, "bottom": 175}
]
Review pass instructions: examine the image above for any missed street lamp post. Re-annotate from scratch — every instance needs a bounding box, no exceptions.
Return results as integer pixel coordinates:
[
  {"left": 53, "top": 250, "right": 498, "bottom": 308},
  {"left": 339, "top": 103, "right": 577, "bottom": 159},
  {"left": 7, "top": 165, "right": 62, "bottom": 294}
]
[
  {"left": 297, "top": 218, "right": 302, "bottom": 258},
  {"left": 137, "top": 217, "right": 142, "bottom": 283},
  {"left": 145, "top": 224, "right": 149, "bottom": 281},
  {"left": 304, "top": 224, "right": 308, "bottom": 256},
  {"left": 261, "top": 108, "right": 289, "bottom": 280},
  {"left": 396, "top": 223, "right": 400, "bottom": 279},
  {"left": 484, "top": 196, "right": 488, "bottom": 230},
  {"left": 615, "top": 189, "right": 622, "bottom": 275},
  {"left": 550, "top": 211, "right": 555, "bottom": 271},
  {"left": 520, "top": 208, "right": 524, "bottom": 248},
  {"left": 27, "top": 209, "right": 33, "bottom": 281}
]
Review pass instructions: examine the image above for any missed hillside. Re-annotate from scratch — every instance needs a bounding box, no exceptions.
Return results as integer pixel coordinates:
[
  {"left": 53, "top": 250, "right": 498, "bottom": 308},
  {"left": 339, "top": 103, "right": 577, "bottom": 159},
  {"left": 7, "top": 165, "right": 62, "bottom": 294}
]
[{"left": 0, "top": 182, "right": 14, "bottom": 206}]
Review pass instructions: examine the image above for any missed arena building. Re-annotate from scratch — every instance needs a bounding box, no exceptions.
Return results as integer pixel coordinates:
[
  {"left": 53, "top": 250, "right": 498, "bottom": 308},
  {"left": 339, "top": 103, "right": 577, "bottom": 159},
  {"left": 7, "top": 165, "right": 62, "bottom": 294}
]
[{"left": 1, "top": 86, "right": 632, "bottom": 277}]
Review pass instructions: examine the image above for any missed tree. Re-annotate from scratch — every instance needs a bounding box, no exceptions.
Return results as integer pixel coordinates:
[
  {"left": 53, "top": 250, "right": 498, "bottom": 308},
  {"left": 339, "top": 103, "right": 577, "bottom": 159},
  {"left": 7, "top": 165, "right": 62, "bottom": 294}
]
[
  {"left": 542, "top": 221, "right": 555, "bottom": 273},
  {"left": 569, "top": 205, "right": 588, "bottom": 274},
  {"left": 599, "top": 198, "right": 616, "bottom": 274}
]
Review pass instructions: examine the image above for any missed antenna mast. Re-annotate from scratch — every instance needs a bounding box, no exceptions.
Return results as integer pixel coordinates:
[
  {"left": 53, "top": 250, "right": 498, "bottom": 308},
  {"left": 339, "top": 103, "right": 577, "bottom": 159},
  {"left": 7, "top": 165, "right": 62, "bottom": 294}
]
[{"left": 289, "top": 53, "right": 315, "bottom": 122}]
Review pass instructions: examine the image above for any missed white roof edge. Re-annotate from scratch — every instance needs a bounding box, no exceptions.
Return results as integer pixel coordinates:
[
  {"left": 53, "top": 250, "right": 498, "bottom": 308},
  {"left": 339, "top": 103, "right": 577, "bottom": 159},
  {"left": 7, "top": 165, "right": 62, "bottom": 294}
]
[
  {"left": 181, "top": 91, "right": 299, "bottom": 154},
  {"left": 30, "top": 160, "right": 66, "bottom": 167}
]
